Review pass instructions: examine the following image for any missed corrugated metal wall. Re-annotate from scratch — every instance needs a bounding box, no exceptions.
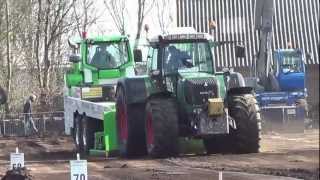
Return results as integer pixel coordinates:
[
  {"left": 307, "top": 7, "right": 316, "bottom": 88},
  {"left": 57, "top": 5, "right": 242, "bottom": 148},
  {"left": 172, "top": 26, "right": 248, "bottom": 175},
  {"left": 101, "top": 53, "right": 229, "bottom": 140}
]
[{"left": 176, "top": 0, "right": 319, "bottom": 68}]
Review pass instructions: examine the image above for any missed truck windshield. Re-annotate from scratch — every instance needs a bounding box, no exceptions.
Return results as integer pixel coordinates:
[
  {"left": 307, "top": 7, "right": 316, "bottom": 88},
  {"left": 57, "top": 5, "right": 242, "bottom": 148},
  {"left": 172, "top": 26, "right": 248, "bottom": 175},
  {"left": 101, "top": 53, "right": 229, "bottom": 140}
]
[
  {"left": 163, "top": 42, "right": 213, "bottom": 74},
  {"left": 87, "top": 41, "right": 128, "bottom": 69},
  {"left": 280, "top": 55, "right": 303, "bottom": 73}
]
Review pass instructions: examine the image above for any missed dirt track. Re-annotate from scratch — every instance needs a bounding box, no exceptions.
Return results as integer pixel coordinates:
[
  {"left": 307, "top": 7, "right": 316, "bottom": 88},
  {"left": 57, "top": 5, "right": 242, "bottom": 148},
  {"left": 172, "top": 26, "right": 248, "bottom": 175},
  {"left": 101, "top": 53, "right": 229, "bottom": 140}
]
[{"left": 0, "top": 130, "right": 319, "bottom": 180}]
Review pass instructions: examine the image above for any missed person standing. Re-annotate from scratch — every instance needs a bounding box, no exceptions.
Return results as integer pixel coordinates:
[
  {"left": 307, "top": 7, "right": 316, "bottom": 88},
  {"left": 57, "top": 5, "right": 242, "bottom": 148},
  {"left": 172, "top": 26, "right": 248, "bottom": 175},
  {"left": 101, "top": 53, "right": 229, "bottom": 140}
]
[{"left": 23, "top": 94, "right": 38, "bottom": 136}]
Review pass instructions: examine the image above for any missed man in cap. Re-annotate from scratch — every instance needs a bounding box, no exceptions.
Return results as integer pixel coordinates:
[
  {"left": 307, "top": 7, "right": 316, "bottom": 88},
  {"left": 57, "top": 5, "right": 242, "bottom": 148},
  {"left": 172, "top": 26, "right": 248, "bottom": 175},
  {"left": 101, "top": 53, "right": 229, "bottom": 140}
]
[{"left": 23, "top": 94, "right": 38, "bottom": 136}]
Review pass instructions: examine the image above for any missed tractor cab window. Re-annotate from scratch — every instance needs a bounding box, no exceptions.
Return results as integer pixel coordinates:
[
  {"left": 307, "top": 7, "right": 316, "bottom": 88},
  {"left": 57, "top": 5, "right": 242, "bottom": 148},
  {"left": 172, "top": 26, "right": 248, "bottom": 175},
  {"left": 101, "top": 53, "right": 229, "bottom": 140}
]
[
  {"left": 163, "top": 42, "right": 213, "bottom": 74},
  {"left": 280, "top": 55, "right": 303, "bottom": 73},
  {"left": 87, "top": 41, "right": 128, "bottom": 69}
]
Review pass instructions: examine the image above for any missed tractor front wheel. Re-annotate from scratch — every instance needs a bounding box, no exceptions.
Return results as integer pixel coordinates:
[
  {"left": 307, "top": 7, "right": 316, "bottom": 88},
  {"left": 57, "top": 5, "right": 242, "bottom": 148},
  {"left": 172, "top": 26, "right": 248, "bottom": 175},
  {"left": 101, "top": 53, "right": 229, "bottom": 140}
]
[
  {"left": 204, "top": 93, "right": 261, "bottom": 154},
  {"left": 73, "top": 114, "right": 82, "bottom": 154},
  {"left": 145, "top": 97, "right": 179, "bottom": 158},
  {"left": 116, "top": 86, "right": 146, "bottom": 158}
]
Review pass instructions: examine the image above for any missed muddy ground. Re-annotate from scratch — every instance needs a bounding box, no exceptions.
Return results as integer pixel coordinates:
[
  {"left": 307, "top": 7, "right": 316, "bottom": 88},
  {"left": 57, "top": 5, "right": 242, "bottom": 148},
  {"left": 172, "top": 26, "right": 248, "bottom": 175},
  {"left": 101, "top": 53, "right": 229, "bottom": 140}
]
[{"left": 0, "top": 130, "right": 319, "bottom": 180}]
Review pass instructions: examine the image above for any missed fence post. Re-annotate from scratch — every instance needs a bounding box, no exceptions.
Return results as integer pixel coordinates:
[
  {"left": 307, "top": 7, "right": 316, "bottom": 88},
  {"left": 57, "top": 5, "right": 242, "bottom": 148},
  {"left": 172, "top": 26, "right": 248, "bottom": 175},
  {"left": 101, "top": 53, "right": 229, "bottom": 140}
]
[
  {"left": 3, "top": 120, "right": 6, "bottom": 136},
  {"left": 43, "top": 114, "right": 46, "bottom": 134}
]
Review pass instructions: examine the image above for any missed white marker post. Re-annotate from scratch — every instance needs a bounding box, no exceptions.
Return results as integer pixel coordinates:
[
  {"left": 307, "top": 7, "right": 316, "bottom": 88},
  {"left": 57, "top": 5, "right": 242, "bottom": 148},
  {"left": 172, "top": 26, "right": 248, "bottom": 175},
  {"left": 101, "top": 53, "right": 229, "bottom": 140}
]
[
  {"left": 10, "top": 147, "right": 24, "bottom": 170},
  {"left": 219, "top": 171, "right": 223, "bottom": 180},
  {"left": 70, "top": 153, "right": 88, "bottom": 180}
]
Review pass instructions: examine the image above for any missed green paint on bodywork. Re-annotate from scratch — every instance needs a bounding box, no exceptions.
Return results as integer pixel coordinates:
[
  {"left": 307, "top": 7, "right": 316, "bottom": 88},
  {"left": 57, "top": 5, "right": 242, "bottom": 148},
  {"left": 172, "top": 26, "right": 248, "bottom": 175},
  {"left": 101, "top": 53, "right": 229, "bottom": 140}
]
[
  {"left": 179, "top": 72, "right": 225, "bottom": 98},
  {"left": 103, "top": 109, "right": 118, "bottom": 151}
]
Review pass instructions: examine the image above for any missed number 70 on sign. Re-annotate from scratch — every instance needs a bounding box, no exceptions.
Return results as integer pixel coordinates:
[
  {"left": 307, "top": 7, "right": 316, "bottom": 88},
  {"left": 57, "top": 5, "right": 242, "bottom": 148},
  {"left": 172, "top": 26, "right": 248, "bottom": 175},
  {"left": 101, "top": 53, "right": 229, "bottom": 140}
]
[{"left": 70, "top": 160, "right": 87, "bottom": 180}]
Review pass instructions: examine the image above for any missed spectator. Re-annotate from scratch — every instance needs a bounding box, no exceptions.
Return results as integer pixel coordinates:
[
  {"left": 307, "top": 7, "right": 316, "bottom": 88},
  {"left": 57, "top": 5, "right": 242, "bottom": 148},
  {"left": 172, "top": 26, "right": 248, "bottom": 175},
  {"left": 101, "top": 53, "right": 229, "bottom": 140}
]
[
  {"left": 165, "top": 46, "right": 193, "bottom": 72},
  {"left": 23, "top": 94, "right": 38, "bottom": 136}
]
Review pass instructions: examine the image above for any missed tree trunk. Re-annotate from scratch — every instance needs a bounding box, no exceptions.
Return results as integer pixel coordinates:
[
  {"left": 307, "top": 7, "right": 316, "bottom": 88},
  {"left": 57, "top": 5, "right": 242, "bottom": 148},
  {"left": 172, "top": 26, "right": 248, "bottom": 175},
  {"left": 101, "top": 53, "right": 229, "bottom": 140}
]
[
  {"left": 134, "top": 0, "right": 143, "bottom": 50},
  {"left": 5, "top": 0, "right": 11, "bottom": 114},
  {"left": 35, "top": 0, "right": 43, "bottom": 88}
]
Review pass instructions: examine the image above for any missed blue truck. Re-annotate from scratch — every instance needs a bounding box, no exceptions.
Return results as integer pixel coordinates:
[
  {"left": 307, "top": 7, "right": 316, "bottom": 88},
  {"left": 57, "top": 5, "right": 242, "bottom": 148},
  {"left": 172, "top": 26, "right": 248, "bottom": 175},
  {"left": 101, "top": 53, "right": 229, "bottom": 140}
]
[{"left": 256, "top": 49, "right": 307, "bottom": 131}]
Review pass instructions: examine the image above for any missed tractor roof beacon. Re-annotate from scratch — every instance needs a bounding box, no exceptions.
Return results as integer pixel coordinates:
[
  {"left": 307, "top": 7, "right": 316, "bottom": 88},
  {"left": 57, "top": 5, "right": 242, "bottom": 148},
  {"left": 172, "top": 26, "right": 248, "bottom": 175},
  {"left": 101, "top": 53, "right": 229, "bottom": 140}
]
[{"left": 116, "top": 28, "right": 261, "bottom": 158}]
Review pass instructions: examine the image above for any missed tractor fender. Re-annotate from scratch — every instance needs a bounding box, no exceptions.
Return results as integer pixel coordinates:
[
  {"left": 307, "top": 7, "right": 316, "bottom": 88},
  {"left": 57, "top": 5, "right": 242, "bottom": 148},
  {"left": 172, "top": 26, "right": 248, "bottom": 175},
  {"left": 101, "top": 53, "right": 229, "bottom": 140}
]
[
  {"left": 228, "top": 72, "right": 246, "bottom": 89},
  {"left": 116, "top": 77, "right": 147, "bottom": 104}
]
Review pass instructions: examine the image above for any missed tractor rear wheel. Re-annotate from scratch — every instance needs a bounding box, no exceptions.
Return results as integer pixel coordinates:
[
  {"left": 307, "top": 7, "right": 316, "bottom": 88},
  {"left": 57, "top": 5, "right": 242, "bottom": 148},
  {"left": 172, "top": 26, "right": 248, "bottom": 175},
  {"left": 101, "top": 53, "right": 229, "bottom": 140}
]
[
  {"left": 204, "top": 93, "right": 260, "bottom": 154},
  {"left": 73, "top": 114, "right": 82, "bottom": 154},
  {"left": 81, "top": 115, "right": 101, "bottom": 156},
  {"left": 116, "top": 86, "right": 146, "bottom": 158},
  {"left": 145, "top": 97, "right": 179, "bottom": 158}
]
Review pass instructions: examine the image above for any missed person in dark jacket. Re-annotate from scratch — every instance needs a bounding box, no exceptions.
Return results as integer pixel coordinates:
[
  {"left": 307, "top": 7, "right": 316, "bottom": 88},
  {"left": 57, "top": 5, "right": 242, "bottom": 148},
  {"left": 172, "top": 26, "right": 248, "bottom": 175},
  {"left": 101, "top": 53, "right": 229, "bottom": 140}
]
[
  {"left": 165, "top": 46, "right": 193, "bottom": 72},
  {"left": 91, "top": 45, "right": 116, "bottom": 69},
  {"left": 23, "top": 95, "right": 38, "bottom": 136}
]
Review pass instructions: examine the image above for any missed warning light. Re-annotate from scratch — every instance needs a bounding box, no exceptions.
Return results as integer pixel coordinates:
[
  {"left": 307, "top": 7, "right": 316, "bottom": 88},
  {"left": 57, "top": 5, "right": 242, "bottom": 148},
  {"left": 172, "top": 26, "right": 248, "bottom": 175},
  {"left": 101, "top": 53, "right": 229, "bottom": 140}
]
[{"left": 82, "top": 32, "right": 87, "bottom": 39}]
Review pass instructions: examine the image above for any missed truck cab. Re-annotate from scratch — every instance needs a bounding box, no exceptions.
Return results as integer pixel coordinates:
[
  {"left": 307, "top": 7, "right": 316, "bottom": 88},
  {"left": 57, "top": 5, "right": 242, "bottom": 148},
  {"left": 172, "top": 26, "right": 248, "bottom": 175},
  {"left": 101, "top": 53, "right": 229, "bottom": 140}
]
[
  {"left": 64, "top": 34, "right": 136, "bottom": 155},
  {"left": 65, "top": 35, "right": 135, "bottom": 100},
  {"left": 273, "top": 49, "right": 305, "bottom": 93}
]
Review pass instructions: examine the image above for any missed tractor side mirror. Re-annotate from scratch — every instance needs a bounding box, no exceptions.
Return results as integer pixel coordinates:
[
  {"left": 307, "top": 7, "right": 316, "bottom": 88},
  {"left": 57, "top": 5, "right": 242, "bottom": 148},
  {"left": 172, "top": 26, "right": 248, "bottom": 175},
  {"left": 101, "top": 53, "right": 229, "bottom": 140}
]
[
  {"left": 69, "top": 54, "right": 81, "bottom": 63},
  {"left": 222, "top": 67, "right": 231, "bottom": 76},
  {"left": 133, "top": 49, "right": 142, "bottom": 62},
  {"left": 235, "top": 45, "right": 245, "bottom": 58}
]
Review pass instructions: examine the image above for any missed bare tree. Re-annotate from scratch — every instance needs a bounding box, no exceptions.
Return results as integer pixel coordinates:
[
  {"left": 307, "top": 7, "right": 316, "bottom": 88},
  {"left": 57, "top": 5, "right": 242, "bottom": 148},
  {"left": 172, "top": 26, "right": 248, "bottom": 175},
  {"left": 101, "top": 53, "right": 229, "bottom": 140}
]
[
  {"left": 72, "top": 0, "right": 100, "bottom": 37},
  {"left": 35, "top": 0, "right": 43, "bottom": 87},
  {"left": 134, "top": 0, "right": 155, "bottom": 49},
  {"left": 155, "top": 0, "right": 173, "bottom": 34},
  {"left": 104, "top": 0, "right": 128, "bottom": 35},
  {"left": 4, "top": 0, "right": 12, "bottom": 114}
]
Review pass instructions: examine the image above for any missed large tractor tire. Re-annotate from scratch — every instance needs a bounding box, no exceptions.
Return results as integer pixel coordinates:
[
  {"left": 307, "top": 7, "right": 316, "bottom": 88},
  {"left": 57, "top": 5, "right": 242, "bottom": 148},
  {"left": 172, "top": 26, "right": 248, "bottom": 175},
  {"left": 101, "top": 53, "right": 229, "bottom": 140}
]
[
  {"left": 81, "top": 115, "right": 101, "bottom": 156},
  {"left": 204, "top": 93, "right": 260, "bottom": 154},
  {"left": 145, "top": 97, "right": 179, "bottom": 158},
  {"left": 73, "top": 114, "right": 83, "bottom": 154},
  {"left": 116, "top": 86, "right": 146, "bottom": 158}
]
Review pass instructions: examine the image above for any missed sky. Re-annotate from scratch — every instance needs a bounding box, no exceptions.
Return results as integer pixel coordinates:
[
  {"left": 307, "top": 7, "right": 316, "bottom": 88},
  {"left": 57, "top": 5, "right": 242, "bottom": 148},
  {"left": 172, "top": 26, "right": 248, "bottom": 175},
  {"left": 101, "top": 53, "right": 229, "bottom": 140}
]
[{"left": 85, "top": 0, "right": 177, "bottom": 41}]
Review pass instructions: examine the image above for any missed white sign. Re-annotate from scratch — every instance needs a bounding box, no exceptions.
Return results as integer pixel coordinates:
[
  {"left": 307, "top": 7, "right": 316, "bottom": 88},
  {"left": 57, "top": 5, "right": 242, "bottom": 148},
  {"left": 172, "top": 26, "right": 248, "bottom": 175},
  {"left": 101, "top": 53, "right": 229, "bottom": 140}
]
[
  {"left": 70, "top": 160, "right": 87, "bottom": 180},
  {"left": 10, "top": 153, "right": 24, "bottom": 170},
  {"left": 287, "top": 108, "right": 296, "bottom": 115}
]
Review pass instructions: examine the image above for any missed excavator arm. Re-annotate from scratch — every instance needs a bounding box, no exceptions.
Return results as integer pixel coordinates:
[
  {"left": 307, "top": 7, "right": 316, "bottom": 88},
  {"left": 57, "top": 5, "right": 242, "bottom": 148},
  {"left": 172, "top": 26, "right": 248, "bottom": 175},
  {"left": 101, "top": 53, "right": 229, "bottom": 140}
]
[{"left": 254, "top": 0, "right": 275, "bottom": 88}]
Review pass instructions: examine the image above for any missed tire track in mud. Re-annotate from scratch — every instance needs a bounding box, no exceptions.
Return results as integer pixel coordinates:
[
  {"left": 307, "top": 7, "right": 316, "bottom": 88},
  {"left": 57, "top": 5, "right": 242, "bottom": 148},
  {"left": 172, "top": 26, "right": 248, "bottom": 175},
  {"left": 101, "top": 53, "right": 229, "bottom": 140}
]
[{"left": 159, "top": 154, "right": 319, "bottom": 180}]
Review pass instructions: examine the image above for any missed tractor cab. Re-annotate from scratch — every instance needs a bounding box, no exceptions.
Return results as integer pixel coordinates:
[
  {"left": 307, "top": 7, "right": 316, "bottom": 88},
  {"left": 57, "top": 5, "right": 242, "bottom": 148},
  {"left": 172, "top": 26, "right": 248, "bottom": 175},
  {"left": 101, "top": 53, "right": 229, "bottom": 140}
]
[
  {"left": 144, "top": 28, "right": 220, "bottom": 99},
  {"left": 272, "top": 49, "right": 305, "bottom": 92},
  {"left": 65, "top": 34, "right": 135, "bottom": 101}
]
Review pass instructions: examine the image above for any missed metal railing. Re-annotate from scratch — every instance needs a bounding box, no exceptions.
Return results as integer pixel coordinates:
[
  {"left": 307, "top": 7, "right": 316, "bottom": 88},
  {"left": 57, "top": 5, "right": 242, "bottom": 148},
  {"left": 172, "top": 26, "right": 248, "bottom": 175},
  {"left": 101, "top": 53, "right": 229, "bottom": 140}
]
[{"left": 0, "top": 111, "right": 65, "bottom": 137}]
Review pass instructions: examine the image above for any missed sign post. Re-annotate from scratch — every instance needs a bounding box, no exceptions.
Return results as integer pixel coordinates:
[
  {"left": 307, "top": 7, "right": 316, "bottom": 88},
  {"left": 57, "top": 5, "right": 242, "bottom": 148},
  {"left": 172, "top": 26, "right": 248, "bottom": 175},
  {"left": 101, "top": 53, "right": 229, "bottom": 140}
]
[
  {"left": 10, "top": 147, "right": 24, "bottom": 170},
  {"left": 70, "top": 153, "right": 88, "bottom": 180}
]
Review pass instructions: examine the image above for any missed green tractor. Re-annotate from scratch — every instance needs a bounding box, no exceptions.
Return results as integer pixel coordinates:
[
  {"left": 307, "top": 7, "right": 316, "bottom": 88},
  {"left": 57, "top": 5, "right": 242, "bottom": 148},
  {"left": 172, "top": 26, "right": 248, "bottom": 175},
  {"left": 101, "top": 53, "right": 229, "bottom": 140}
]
[
  {"left": 64, "top": 33, "right": 137, "bottom": 156},
  {"left": 116, "top": 28, "right": 261, "bottom": 157}
]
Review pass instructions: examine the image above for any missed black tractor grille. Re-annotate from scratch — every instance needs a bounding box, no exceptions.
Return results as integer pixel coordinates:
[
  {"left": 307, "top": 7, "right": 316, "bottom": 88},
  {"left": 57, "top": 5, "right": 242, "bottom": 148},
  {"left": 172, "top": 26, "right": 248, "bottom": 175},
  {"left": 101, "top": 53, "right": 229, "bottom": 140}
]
[{"left": 184, "top": 78, "right": 218, "bottom": 105}]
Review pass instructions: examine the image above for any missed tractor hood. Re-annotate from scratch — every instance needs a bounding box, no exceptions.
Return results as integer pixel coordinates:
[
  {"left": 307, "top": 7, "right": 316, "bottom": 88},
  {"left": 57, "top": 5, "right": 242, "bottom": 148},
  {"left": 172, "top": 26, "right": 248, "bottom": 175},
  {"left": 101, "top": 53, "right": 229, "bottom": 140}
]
[
  {"left": 177, "top": 71, "right": 226, "bottom": 99},
  {"left": 176, "top": 72, "right": 224, "bottom": 106},
  {"left": 278, "top": 72, "right": 304, "bottom": 92}
]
